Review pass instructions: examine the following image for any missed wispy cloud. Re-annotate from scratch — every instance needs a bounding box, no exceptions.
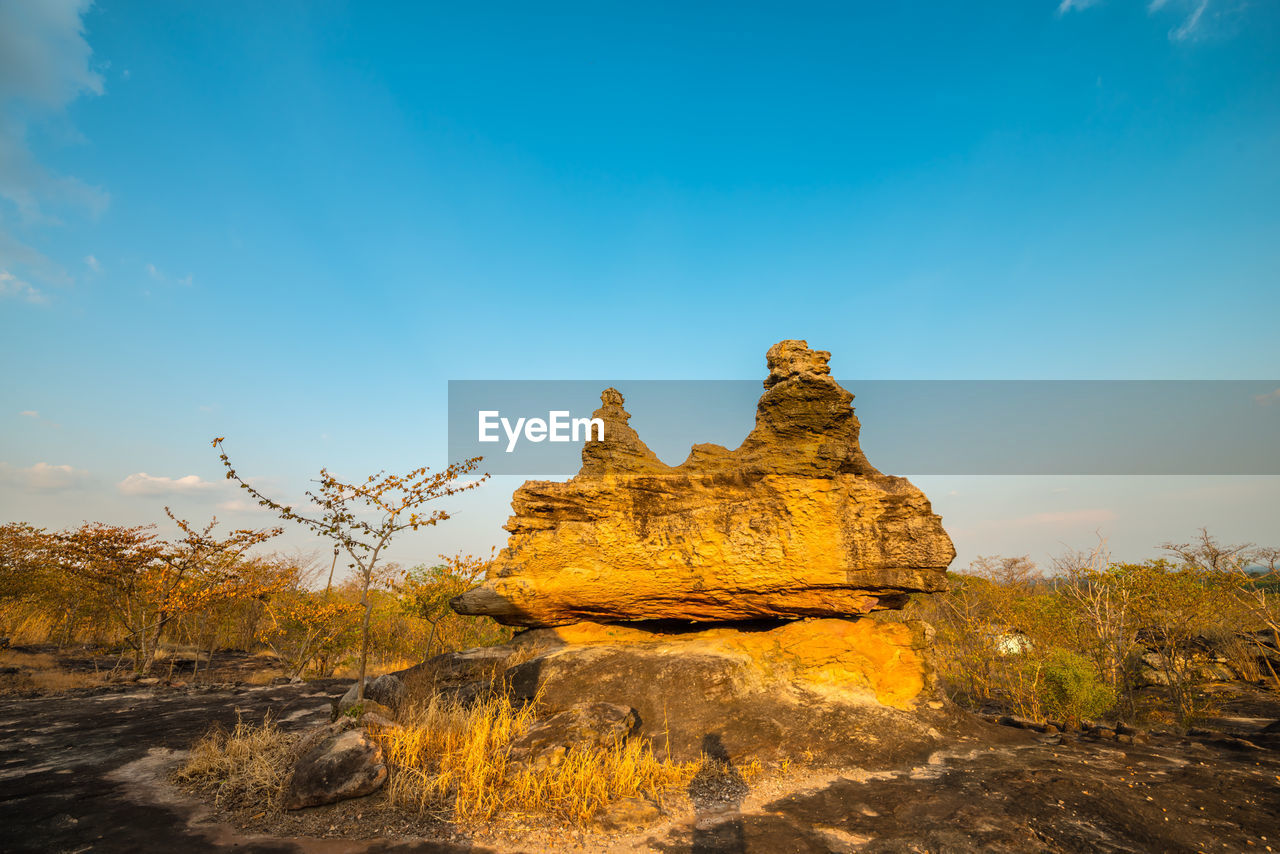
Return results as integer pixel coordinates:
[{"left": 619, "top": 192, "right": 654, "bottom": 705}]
[
  {"left": 216, "top": 497, "right": 268, "bottom": 513},
  {"left": 117, "top": 472, "right": 217, "bottom": 496},
  {"left": 145, "top": 263, "right": 194, "bottom": 287},
  {"left": 0, "top": 1, "right": 108, "bottom": 296},
  {"left": 19, "top": 410, "right": 38, "bottom": 418},
  {"left": 0, "top": 461, "right": 89, "bottom": 491},
  {"left": 84, "top": 254, "right": 99, "bottom": 273},
  {"left": 1169, "top": 0, "right": 1210, "bottom": 41},
  {"left": 1059, "top": 0, "right": 1227, "bottom": 41},
  {"left": 1058, "top": 0, "right": 1103, "bottom": 13},
  {"left": 0, "top": 270, "right": 46, "bottom": 303}
]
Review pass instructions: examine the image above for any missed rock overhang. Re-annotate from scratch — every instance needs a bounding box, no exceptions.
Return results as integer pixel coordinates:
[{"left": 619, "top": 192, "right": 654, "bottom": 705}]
[{"left": 451, "top": 340, "right": 956, "bottom": 628}]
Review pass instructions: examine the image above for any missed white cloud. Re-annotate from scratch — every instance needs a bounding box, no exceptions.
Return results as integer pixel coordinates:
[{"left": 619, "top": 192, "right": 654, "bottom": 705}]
[
  {"left": 117, "top": 472, "right": 217, "bottom": 497},
  {"left": 0, "top": 1, "right": 107, "bottom": 297},
  {"left": 1169, "top": 0, "right": 1209, "bottom": 41},
  {"left": 144, "top": 264, "right": 194, "bottom": 287},
  {"left": 19, "top": 410, "right": 38, "bottom": 418},
  {"left": 0, "top": 270, "right": 46, "bottom": 303},
  {"left": 1060, "top": 0, "right": 1227, "bottom": 41},
  {"left": 84, "top": 254, "right": 99, "bottom": 273},
  {"left": 0, "top": 461, "right": 88, "bottom": 491},
  {"left": 0, "top": 229, "right": 71, "bottom": 287},
  {"left": 0, "top": 2, "right": 102, "bottom": 107},
  {"left": 216, "top": 497, "right": 268, "bottom": 513},
  {"left": 1254, "top": 388, "right": 1280, "bottom": 406}
]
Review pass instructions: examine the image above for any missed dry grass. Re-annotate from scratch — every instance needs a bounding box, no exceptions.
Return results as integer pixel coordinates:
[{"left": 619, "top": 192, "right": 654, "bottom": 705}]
[
  {"left": 176, "top": 715, "right": 299, "bottom": 810},
  {"left": 377, "top": 691, "right": 701, "bottom": 828},
  {"left": 0, "top": 650, "right": 58, "bottom": 669},
  {"left": 0, "top": 611, "right": 60, "bottom": 645},
  {"left": 27, "top": 669, "right": 105, "bottom": 692},
  {"left": 243, "top": 667, "right": 288, "bottom": 686},
  {"left": 0, "top": 650, "right": 105, "bottom": 693},
  {"left": 331, "top": 657, "right": 419, "bottom": 680},
  {"left": 175, "top": 687, "right": 700, "bottom": 831}
]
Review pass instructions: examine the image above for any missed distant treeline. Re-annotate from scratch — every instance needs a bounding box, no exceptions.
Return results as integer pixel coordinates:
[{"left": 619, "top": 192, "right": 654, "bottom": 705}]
[
  {"left": 0, "top": 520, "right": 510, "bottom": 678},
  {"left": 906, "top": 531, "right": 1280, "bottom": 727}
]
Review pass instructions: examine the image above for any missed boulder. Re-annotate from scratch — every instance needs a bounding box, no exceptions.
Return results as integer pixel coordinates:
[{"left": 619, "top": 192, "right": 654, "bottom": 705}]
[
  {"left": 506, "top": 702, "right": 639, "bottom": 770},
  {"left": 359, "top": 711, "right": 400, "bottom": 730},
  {"left": 451, "top": 340, "right": 955, "bottom": 627},
  {"left": 282, "top": 720, "right": 388, "bottom": 810},
  {"left": 403, "top": 617, "right": 962, "bottom": 767},
  {"left": 337, "top": 673, "right": 406, "bottom": 716}
]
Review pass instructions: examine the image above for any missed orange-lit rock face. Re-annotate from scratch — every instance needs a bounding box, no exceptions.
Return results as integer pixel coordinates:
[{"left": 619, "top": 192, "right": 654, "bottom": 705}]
[
  {"left": 536, "top": 618, "right": 932, "bottom": 710},
  {"left": 452, "top": 340, "right": 956, "bottom": 628}
]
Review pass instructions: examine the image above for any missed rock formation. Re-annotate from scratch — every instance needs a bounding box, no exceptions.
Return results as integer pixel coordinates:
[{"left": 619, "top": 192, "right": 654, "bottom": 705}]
[
  {"left": 452, "top": 339, "right": 956, "bottom": 627},
  {"left": 425, "top": 340, "right": 961, "bottom": 766},
  {"left": 402, "top": 617, "right": 952, "bottom": 767}
]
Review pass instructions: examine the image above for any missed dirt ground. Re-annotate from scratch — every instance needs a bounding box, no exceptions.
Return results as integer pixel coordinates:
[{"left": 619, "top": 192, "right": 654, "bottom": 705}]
[{"left": 2, "top": 647, "right": 1279, "bottom": 853}]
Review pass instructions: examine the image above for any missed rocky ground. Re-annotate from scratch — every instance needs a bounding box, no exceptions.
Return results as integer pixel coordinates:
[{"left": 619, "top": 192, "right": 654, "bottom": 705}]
[{"left": 2, "top": 668, "right": 1278, "bottom": 853}]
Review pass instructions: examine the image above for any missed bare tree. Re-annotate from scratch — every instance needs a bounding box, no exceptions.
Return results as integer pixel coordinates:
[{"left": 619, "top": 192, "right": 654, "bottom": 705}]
[{"left": 213, "top": 438, "right": 487, "bottom": 700}]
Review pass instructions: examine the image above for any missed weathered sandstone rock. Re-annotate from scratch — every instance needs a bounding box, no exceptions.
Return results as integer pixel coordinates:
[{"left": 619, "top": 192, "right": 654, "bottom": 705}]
[
  {"left": 452, "top": 340, "right": 955, "bottom": 627},
  {"left": 399, "top": 617, "right": 955, "bottom": 766},
  {"left": 506, "top": 701, "right": 639, "bottom": 770},
  {"left": 282, "top": 720, "right": 388, "bottom": 810},
  {"left": 337, "top": 673, "right": 406, "bottom": 717}
]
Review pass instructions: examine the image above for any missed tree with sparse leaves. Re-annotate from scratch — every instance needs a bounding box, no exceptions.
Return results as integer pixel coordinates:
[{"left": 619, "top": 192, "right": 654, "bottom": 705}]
[
  {"left": 52, "top": 515, "right": 282, "bottom": 673},
  {"left": 212, "top": 437, "right": 487, "bottom": 700},
  {"left": 397, "top": 551, "right": 511, "bottom": 658},
  {"left": 142, "top": 508, "right": 282, "bottom": 672}
]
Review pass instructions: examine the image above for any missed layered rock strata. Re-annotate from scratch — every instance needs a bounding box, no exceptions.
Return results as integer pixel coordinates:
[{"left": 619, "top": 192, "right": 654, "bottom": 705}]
[
  {"left": 452, "top": 339, "right": 956, "bottom": 627},
  {"left": 433, "top": 340, "right": 960, "bottom": 765}
]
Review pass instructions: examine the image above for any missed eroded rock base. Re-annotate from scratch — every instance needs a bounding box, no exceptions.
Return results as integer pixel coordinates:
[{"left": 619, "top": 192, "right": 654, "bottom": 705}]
[{"left": 401, "top": 617, "right": 974, "bottom": 767}]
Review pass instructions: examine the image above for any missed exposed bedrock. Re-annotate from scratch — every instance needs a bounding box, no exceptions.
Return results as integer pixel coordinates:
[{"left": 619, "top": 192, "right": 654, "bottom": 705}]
[{"left": 400, "top": 617, "right": 964, "bottom": 766}]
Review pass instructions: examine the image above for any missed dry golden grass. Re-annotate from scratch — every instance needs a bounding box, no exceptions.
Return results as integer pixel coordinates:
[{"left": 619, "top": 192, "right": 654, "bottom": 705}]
[
  {"left": 0, "top": 650, "right": 105, "bottom": 693},
  {"left": 376, "top": 691, "right": 701, "bottom": 828},
  {"left": 176, "top": 715, "right": 299, "bottom": 810},
  {"left": 0, "top": 650, "right": 58, "bottom": 669},
  {"left": 28, "top": 669, "right": 105, "bottom": 692},
  {"left": 1, "top": 611, "right": 59, "bottom": 645},
  {"left": 331, "top": 657, "right": 419, "bottom": 680},
  {"left": 176, "top": 687, "right": 699, "bottom": 830},
  {"left": 243, "top": 667, "right": 288, "bottom": 686}
]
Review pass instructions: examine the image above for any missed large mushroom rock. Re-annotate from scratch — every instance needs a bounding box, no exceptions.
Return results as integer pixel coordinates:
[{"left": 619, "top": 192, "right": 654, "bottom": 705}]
[{"left": 452, "top": 340, "right": 956, "bottom": 627}]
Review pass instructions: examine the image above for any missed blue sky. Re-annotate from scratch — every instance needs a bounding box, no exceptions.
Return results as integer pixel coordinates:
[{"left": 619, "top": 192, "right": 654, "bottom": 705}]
[{"left": 2, "top": 0, "right": 1277, "bottom": 574}]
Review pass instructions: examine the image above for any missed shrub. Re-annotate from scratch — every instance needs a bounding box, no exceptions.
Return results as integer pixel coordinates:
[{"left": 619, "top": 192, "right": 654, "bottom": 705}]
[
  {"left": 1037, "top": 648, "right": 1115, "bottom": 724},
  {"left": 176, "top": 715, "right": 298, "bottom": 809}
]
